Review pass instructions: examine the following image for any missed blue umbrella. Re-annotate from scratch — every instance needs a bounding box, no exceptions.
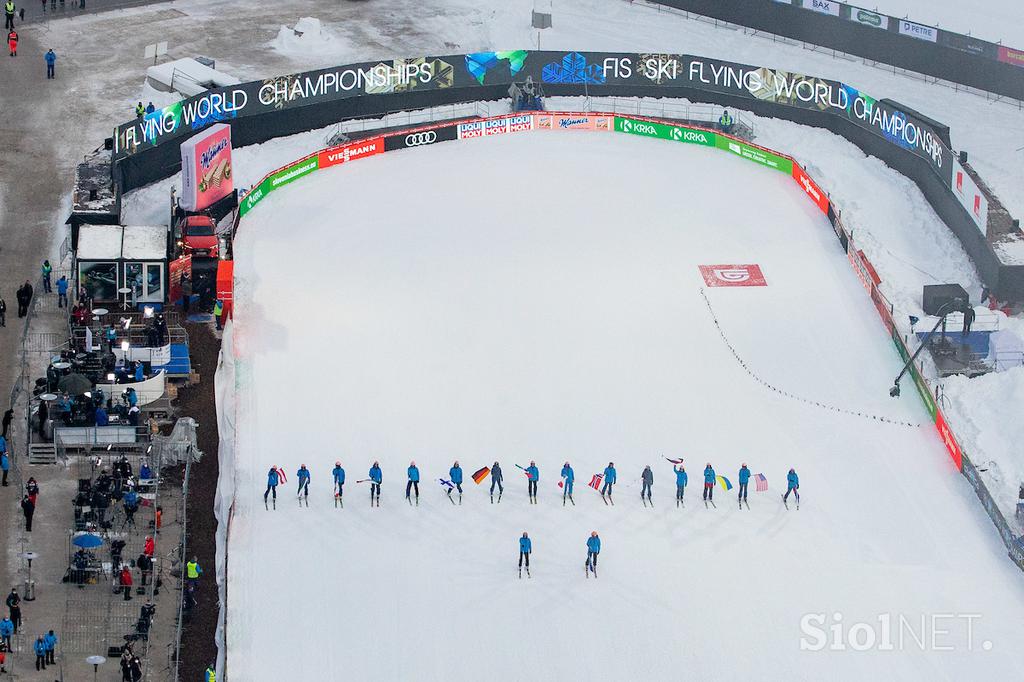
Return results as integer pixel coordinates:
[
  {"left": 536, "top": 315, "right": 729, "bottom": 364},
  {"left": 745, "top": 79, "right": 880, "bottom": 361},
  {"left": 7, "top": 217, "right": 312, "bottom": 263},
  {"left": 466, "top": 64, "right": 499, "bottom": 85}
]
[{"left": 72, "top": 533, "right": 103, "bottom": 549}]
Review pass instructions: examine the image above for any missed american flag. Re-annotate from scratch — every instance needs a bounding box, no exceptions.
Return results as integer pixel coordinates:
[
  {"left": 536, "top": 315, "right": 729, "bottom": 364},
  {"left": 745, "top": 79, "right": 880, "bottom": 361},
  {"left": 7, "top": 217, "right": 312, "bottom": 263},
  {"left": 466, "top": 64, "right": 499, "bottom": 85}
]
[
  {"left": 755, "top": 473, "right": 768, "bottom": 492},
  {"left": 588, "top": 473, "right": 603, "bottom": 490}
]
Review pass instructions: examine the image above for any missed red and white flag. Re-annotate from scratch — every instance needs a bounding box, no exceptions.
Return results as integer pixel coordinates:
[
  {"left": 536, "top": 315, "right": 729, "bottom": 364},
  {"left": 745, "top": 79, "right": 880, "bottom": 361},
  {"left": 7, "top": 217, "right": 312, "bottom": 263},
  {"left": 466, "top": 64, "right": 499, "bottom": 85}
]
[
  {"left": 588, "top": 473, "right": 603, "bottom": 490},
  {"left": 755, "top": 473, "right": 768, "bottom": 492},
  {"left": 275, "top": 466, "right": 288, "bottom": 483}
]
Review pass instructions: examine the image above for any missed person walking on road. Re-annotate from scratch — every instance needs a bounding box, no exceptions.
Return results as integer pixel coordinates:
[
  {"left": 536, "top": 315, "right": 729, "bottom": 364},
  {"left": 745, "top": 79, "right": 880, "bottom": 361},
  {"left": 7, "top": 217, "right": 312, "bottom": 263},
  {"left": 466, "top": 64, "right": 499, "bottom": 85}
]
[
  {"left": 56, "top": 275, "right": 67, "bottom": 306},
  {"left": 16, "top": 281, "right": 32, "bottom": 317},
  {"left": 20, "top": 495, "right": 34, "bottom": 531},
  {"left": 43, "top": 629, "right": 56, "bottom": 665},
  {"left": 6, "top": 29, "right": 16, "bottom": 57},
  {"left": 186, "top": 556, "right": 201, "bottom": 589},
  {"left": 119, "top": 565, "right": 133, "bottom": 601},
  {"left": 6, "top": 590, "right": 21, "bottom": 632},
  {"left": 0, "top": 296, "right": 5, "bottom": 327},
  {"left": 0, "top": 617, "right": 12, "bottom": 651},
  {"left": 4, "top": 1, "right": 15, "bottom": 31},
  {"left": 518, "top": 531, "right": 531, "bottom": 578},
  {"left": 44, "top": 48, "right": 55, "bottom": 78},
  {"left": 0, "top": 446, "right": 8, "bottom": 487},
  {"left": 40, "top": 260, "right": 52, "bottom": 293},
  {"left": 33, "top": 635, "right": 46, "bottom": 670},
  {"left": 490, "top": 461, "right": 503, "bottom": 503}
]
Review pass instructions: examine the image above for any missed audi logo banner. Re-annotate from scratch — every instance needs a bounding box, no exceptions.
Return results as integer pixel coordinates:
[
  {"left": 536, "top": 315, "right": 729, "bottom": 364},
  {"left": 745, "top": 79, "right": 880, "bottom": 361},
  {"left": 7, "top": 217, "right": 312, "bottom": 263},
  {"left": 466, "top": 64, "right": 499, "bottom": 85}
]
[{"left": 384, "top": 123, "right": 457, "bottom": 151}]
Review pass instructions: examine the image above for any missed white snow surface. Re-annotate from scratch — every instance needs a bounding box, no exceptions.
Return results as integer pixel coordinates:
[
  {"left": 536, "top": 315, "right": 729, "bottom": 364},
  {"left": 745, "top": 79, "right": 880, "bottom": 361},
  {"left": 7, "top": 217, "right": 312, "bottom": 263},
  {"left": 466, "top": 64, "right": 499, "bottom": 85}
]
[
  {"left": 270, "top": 17, "right": 357, "bottom": 60},
  {"left": 226, "top": 131, "right": 1024, "bottom": 681},
  {"left": 865, "top": 0, "right": 1024, "bottom": 45}
]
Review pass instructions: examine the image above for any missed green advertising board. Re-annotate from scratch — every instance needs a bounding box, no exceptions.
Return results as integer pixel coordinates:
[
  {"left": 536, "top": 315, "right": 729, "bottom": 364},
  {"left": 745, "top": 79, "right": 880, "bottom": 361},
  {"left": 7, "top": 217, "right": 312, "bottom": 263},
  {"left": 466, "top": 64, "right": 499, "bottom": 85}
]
[
  {"left": 891, "top": 331, "right": 937, "bottom": 419},
  {"left": 614, "top": 117, "right": 716, "bottom": 147},
  {"left": 238, "top": 156, "right": 321, "bottom": 217},
  {"left": 714, "top": 137, "right": 793, "bottom": 173}
]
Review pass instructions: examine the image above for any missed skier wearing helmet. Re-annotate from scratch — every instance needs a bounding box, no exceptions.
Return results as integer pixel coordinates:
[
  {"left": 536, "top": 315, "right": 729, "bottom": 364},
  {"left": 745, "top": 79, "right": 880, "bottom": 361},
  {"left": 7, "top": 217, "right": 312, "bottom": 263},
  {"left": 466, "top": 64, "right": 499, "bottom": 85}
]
[
  {"left": 332, "top": 461, "right": 345, "bottom": 507},
  {"left": 296, "top": 464, "right": 311, "bottom": 506}
]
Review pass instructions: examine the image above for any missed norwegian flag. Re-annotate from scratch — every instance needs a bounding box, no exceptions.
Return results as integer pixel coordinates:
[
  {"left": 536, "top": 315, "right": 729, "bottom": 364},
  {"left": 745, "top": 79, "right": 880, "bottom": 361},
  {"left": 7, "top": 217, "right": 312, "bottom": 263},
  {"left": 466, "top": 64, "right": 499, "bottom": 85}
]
[
  {"left": 588, "top": 473, "right": 603, "bottom": 490},
  {"left": 755, "top": 473, "right": 768, "bottom": 492}
]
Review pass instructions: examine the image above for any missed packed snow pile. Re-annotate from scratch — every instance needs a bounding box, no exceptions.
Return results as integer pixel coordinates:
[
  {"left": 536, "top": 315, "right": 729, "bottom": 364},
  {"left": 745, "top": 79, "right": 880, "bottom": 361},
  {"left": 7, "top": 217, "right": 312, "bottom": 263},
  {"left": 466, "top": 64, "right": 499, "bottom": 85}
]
[
  {"left": 146, "top": 58, "right": 240, "bottom": 98},
  {"left": 224, "top": 131, "right": 1024, "bottom": 680},
  {"left": 270, "top": 17, "right": 353, "bottom": 59}
]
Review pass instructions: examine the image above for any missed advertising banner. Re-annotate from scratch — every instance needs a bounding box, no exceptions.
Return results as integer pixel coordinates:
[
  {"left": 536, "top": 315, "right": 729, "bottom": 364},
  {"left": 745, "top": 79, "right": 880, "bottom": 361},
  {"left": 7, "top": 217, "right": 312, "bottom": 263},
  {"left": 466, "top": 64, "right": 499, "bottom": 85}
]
[
  {"left": 179, "top": 123, "right": 233, "bottom": 211},
  {"left": 935, "top": 408, "right": 963, "bottom": 470},
  {"left": 715, "top": 137, "right": 793, "bottom": 173},
  {"left": 238, "top": 155, "right": 320, "bottom": 217},
  {"left": 898, "top": 20, "right": 938, "bottom": 43},
  {"left": 997, "top": 46, "right": 1024, "bottom": 69},
  {"left": 951, "top": 160, "right": 989, "bottom": 236},
  {"left": 940, "top": 32, "right": 995, "bottom": 57},
  {"left": 168, "top": 254, "right": 192, "bottom": 306},
  {"left": 457, "top": 114, "right": 534, "bottom": 139},
  {"left": 534, "top": 113, "right": 613, "bottom": 131},
  {"left": 801, "top": 0, "right": 840, "bottom": 17},
  {"left": 318, "top": 136, "right": 384, "bottom": 167},
  {"left": 613, "top": 117, "right": 716, "bottom": 146},
  {"left": 791, "top": 163, "right": 830, "bottom": 213},
  {"left": 848, "top": 247, "right": 874, "bottom": 293},
  {"left": 383, "top": 126, "right": 456, "bottom": 151},
  {"left": 847, "top": 6, "right": 886, "bottom": 29},
  {"left": 699, "top": 264, "right": 767, "bottom": 287}
]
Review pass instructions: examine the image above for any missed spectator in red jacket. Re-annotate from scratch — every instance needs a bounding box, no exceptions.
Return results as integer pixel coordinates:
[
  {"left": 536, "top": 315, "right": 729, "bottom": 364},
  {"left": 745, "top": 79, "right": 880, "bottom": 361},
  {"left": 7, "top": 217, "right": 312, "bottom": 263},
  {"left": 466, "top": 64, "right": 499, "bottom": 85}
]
[{"left": 119, "top": 565, "right": 133, "bottom": 601}]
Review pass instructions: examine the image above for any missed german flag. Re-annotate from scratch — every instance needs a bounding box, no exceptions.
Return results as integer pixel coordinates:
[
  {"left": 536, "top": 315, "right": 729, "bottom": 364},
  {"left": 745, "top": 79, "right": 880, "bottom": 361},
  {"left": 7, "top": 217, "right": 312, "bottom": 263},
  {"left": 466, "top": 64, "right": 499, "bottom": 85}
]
[{"left": 472, "top": 467, "right": 490, "bottom": 484}]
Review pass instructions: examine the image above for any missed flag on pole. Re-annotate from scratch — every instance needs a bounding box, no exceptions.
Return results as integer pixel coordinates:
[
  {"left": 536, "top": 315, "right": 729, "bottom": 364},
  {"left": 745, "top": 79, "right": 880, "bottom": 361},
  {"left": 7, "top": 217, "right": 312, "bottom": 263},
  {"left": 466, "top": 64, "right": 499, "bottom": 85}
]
[
  {"left": 472, "top": 467, "right": 490, "bottom": 484},
  {"left": 664, "top": 457, "right": 684, "bottom": 465},
  {"left": 275, "top": 466, "right": 288, "bottom": 483},
  {"left": 438, "top": 478, "right": 455, "bottom": 491},
  {"left": 588, "top": 473, "right": 604, "bottom": 490},
  {"left": 716, "top": 475, "right": 732, "bottom": 491},
  {"left": 755, "top": 473, "right": 768, "bottom": 492},
  {"left": 515, "top": 464, "right": 534, "bottom": 480}
]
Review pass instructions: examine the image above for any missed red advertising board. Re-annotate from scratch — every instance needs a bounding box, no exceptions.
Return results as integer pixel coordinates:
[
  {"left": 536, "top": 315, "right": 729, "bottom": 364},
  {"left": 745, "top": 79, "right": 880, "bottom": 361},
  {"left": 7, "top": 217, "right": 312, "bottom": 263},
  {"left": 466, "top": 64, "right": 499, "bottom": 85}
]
[
  {"left": 699, "top": 264, "right": 767, "bottom": 287},
  {"left": 935, "top": 408, "right": 963, "bottom": 470},
  {"left": 792, "top": 163, "right": 830, "bottom": 214},
  {"left": 318, "top": 136, "right": 384, "bottom": 169},
  {"left": 168, "top": 255, "right": 193, "bottom": 305},
  {"left": 216, "top": 259, "right": 234, "bottom": 321},
  {"left": 998, "top": 46, "right": 1024, "bottom": 68}
]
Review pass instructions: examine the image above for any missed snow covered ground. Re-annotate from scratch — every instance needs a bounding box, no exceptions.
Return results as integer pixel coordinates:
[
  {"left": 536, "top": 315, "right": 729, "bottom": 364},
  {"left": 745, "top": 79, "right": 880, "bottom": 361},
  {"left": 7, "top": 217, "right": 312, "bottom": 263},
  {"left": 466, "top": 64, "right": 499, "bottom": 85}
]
[
  {"left": 225, "top": 131, "right": 1024, "bottom": 681},
  {"left": 865, "top": 0, "right": 1024, "bottom": 45}
]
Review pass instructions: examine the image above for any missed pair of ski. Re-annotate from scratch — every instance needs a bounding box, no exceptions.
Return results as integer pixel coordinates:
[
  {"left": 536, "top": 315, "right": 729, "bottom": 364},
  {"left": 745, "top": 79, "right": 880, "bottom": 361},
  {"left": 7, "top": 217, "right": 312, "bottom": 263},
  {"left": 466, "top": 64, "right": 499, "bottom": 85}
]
[
  {"left": 738, "top": 499, "right": 750, "bottom": 510},
  {"left": 782, "top": 494, "right": 800, "bottom": 510},
  {"left": 371, "top": 495, "right": 380, "bottom": 507},
  {"left": 334, "top": 492, "right": 344, "bottom": 508},
  {"left": 563, "top": 494, "right": 575, "bottom": 506},
  {"left": 600, "top": 493, "right": 615, "bottom": 506},
  {"left": 490, "top": 493, "right": 502, "bottom": 504},
  {"left": 446, "top": 490, "right": 462, "bottom": 505},
  {"left": 296, "top": 495, "right": 309, "bottom": 507},
  {"left": 528, "top": 495, "right": 538, "bottom": 505},
  {"left": 407, "top": 496, "right": 419, "bottom": 506},
  {"left": 264, "top": 498, "right": 276, "bottom": 510},
  {"left": 585, "top": 559, "right": 597, "bottom": 579},
  {"left": 518, "top": 566, "right": 531, "bottom": 579},
  {"left": 641, "top": 496, "right": 653, "bottom": 508},
  {"left": 704, "top": 498, "right": 717, "bottom": 509},
  {"left": 676, "top": 498, "right": 685, "bottom": 508}
]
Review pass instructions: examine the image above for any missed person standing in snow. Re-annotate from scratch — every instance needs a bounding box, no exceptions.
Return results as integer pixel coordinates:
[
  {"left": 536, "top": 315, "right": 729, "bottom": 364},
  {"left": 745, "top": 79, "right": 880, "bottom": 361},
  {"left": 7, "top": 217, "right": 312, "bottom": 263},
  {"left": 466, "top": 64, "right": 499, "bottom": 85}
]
[
  {"left": 263, "top": 466, "right": 279, "bottom": 506},
  {"left": 448, "top": 460, "right": 463, "bottom": 504},
  {"left": 784, "top": 468, "right": 800, "bottom": 507},
  {"left": 296, "top": 464, "right": 310, "bottom": 504},
  {"left": 525, "top": 461, "right": 539, "bottom": 504},
  {"left": 601, "top": 462, "right": 616, "bottom": 502},
  {"left": 674, "top": 464, "right": 687, "bottom": 507},
  {"left": 490, "top": 461, "right": 503, "bottom": 503},
  {"left": 586, "top": 531, "right": 601, "bottom": 576},
  {"left": 406, "top": 460, "right": 420, "bottom": 504},
  {"left": 332, "top": 461, "right": 345, "bottom": 504},
  {"left": 369, "top": 461, "right": 382, "bottom": 506},
  {"left": 640, "top": 465, "right": 653, "bottom": 505},
  {"left": 560, "top": 461, "right": 575, "bottom": 505},
  {"left": 518, "top": 531, "right": 531, "bottom": 577},
  {"left": 44, "top": 48, "right": 55, "bottom": 79},
  {"left": 737, "top": 464, "right": 751, "bottom": 507},
  {"left": 703, "top": 463, "right": 716, "bottom": 502}
]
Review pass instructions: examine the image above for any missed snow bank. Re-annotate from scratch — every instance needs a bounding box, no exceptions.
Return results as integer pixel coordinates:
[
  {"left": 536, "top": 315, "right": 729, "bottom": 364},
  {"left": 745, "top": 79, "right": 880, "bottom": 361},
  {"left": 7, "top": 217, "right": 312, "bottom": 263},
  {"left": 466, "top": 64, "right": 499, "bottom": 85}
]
[
  {"left": 213, "top": 321, "right": 237, "bottom": 681},
  {"left": 270, "top": 17, "right": 355, "bottom": 60},
  {"left": 147, "top": 58, "right": 241, "bottom": 98}
]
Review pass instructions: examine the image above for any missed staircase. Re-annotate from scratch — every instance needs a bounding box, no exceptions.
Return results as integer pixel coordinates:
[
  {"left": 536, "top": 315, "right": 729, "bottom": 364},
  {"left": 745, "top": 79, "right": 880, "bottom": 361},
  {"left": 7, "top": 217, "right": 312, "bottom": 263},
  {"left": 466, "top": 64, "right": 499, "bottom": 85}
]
[{"left": 28, "top": 443, "right": 57, "bottom": 465}]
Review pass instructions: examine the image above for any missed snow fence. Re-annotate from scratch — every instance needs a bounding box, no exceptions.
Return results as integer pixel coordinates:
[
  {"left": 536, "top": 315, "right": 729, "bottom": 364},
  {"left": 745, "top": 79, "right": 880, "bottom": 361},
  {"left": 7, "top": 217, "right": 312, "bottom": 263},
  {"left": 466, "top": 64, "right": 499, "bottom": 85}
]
[{"left": 228, "top": 112, "right": 1024, "bottom": 577}]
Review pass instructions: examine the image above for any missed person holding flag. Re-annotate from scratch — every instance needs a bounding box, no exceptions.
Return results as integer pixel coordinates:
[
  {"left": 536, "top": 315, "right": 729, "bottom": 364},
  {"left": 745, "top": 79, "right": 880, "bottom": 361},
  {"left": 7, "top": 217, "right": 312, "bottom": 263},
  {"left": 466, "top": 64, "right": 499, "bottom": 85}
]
[
  {"left": 296, "top": 464, "right": 311, "bottom": 506},
  {"left": 263, "top": 466, "right": 281, "bottom": 509},
  {"left": 783, "top": 468, "right": 800, "bottom": 509},
  {"left": 737, "top": 464, "right": 751, "bottom": 509},
  {"left": 368, "top": 461, "right": 382, "bottom": 506},
  {"left": 406, "top": 461, "right": 421, "bottom": 505},
  {"left": 449, "top": 461, "right": 463, "bottom": 505},
  {"left": 601, "top": 462, "right": 616, "bottom": 503},
  {"left": 518, "top": 531, "right": 532, "bottom": 578},
  {"left": 332, "top": 461, "right": 345, "bottom": 507},
  {"left": 490, "top": 461, "right": 503, "bottom": 503},
  {"left": 585, "top": 531, "right": 601, "bottom": 578},
  {"left": 560, "top": 461, "right": 575, "bottom": 506},
  {"left": 525, "top": 461, "right": 539, "bottom": 504},
  {"left": 703, "top": 463, "right": 716, "bottom": 506},
  {"left": 673, "top": 464, "right": 687, "bottom": 508},
  {"left": 640, "top": 465, "right": 654, "bottom": 506}
]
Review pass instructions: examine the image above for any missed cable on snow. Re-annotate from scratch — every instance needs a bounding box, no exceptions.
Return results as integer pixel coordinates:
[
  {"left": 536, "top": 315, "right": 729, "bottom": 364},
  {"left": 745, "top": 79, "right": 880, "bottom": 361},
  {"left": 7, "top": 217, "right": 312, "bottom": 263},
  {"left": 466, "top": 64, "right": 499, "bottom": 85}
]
[{"left": 699, "top": 288, "right": 921, "bottom": 429}]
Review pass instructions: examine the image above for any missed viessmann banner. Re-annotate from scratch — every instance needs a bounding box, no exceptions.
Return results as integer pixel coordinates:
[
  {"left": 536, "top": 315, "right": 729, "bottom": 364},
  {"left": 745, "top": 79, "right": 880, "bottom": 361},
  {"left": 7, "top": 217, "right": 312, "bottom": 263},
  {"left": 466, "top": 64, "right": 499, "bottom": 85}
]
[{"left": 113, "top": 51, "right": 953, "bottom": 181}]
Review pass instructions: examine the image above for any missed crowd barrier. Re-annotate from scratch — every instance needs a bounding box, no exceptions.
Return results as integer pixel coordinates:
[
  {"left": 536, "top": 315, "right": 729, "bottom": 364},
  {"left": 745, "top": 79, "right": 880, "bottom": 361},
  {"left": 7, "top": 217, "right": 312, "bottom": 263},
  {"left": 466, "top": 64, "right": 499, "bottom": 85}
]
[
  {"left": 646, "top": 0, "right": 1024, "bottom": 101},
  {"left": 229, "top": 112, "right": 1024, "bottom": 573},
  {"left": 108, "top": 50, "right": 1024, "bottom": 300}
]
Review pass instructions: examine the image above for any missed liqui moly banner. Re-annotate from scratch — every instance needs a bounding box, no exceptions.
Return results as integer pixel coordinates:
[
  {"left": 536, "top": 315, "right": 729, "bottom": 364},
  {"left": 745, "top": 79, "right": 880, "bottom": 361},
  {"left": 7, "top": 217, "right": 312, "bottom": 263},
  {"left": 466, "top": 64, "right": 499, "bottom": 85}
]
[
  {"left": 180, "top": 123, "right": 234, "bottom": 211},
  {"left": 951, "top": 160, "right": 989, "bottom": 236},
  {"left": 457, "top": 114, "right": 534, "bottom": 139}
]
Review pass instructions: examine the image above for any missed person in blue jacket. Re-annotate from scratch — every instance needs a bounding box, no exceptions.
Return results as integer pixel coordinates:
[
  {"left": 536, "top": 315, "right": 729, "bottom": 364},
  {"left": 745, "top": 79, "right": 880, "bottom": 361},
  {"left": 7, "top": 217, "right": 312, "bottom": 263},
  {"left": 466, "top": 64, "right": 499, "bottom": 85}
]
[
  {"left": 369, "top": 461, "right": 382, "bottom": 506},
  {"left": 0, "top": 449, "right": 8, "bottom": 487},
  {"left": 560, "top": 461, "right": 575, "bottom": 505},
  {"left": 674, "top": 465, "right": 687, "bottom": 507},
  {"left": 406, "top": 460, "right": 420, "bottom": 504},
  {"left": 784, "top": 468, "right": 800, "bottom": 506},
  {"left": 296, "top": 464, "right": 310, "bottom": 501},
  {"left": 43, "top": 629, "right": 56, "bottom": 665},
  {"left": 525, "top": 461, "right": 539, "bottom": 504},
  {"left": 55, "top": 275, "right": 68, "bottom": 307},
  {"left": 263, "top": 466, "right": 279, "bottom": 505},
  {"left": 703, "top": 463, "right": 716, "bottom": 502},
  {"left": 601, "top": 462, "right": 616, "bottom": 500},
  {"left": 33, "top": 635, "right": 46, "bottom": 671},
  {"left": 738, "top": 464, "right": 751, "bottom": 507},
  {"left": 490, "top": 461, "right": 503, "bottom": 503},
  {"left": 332, "top": 461, "right": 345, "bottom": 504},
  {"left": 0, "top": 616, "right": 12, "bottom": 651},
  {"left": 95, "top": 406, "right": 108, "bottom": 427},
  {"left": 44, "top": 48, "right": 56, "bottom": 79},
  {"left": 448, "top": 461, "right": 463, "bottom": 504},
  {"left": 518, "top": 531, "right": 531, "bottom": 576},
  {"left": 586, "top": 531, "right": 601, "bottom": 575}
]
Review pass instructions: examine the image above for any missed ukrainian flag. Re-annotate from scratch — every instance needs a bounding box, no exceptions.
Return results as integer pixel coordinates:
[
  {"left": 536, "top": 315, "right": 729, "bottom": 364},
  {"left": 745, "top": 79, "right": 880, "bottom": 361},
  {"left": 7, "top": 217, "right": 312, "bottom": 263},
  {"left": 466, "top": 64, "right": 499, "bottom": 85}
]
[{"left": 716, "top": 475, "right": 733, "bottom": 491}]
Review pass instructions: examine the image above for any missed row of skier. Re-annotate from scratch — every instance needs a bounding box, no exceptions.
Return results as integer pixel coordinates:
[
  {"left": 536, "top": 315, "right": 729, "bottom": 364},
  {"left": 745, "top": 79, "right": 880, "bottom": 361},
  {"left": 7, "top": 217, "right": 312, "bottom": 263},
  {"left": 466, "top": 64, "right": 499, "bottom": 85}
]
[
  {"left": 262, "top": 461, "right": 802, "bottom": 510},
  {"left": 517, "top": 531, "right": 602, "bottom": 578}
]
